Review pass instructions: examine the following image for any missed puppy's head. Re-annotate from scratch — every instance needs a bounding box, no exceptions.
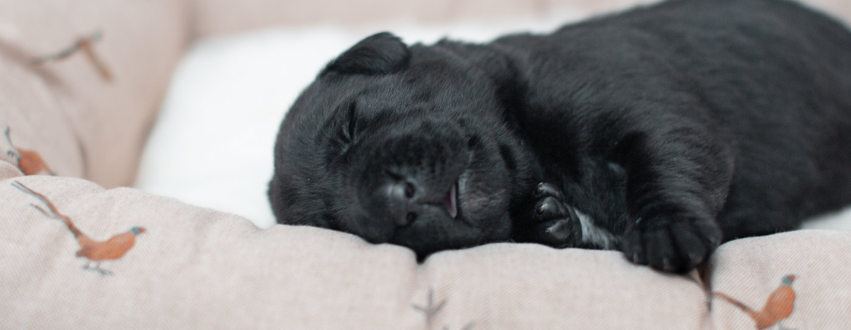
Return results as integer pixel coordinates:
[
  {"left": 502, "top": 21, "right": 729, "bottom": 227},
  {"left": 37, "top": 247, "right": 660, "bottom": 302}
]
[{"left": 269, "top": 32, "right": 535, "bottom": 257}]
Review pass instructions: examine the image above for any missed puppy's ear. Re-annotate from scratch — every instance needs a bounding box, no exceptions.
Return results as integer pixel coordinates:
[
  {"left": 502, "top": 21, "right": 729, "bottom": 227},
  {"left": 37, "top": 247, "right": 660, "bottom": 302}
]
[{"left": 321, "top": 32, "right": 410, "bottom": 76}]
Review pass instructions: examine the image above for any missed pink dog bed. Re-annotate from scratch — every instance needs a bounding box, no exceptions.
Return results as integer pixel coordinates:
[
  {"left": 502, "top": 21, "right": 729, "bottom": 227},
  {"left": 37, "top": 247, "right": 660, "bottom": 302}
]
[{"left": 2, "top": 0, "right": 851, "bottom": 328}]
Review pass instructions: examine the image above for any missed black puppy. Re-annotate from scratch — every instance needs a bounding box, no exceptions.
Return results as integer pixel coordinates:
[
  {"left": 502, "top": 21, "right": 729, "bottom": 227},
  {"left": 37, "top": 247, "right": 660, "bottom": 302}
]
[{"left": 269, "top": 0, "right": 851, "bottom": 273}]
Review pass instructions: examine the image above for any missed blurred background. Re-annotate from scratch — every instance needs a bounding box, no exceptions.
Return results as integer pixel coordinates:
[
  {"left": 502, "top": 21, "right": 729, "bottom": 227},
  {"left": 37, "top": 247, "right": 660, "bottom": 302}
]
[{"left": 132, "top": 0, "right": 851, "bottom": 229}]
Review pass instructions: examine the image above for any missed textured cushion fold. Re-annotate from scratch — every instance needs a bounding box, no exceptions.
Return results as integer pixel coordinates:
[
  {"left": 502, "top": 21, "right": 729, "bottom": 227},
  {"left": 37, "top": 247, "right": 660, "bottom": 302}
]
[
  {"left": 1, "top": 176, "right": 713, "bottom": 329},
  {"left": 0, "top": 0, "right": 188, "bottom": 187},
  {"left": 706, "top": 231, "right": 851, "bottom": 330}
]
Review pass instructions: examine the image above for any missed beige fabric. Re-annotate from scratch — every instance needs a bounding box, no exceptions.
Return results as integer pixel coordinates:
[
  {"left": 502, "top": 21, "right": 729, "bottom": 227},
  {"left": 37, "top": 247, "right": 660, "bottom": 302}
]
[
  {"left": 706, "top": 231, "right": 851, "bottom": 330},
  {"left": 190, "top": 0, "right": 851, "bottom": 38},
  {"left": 805, "top": 0, "right": 851, "bottom": 23},
  {"left": 3, "top": 174, "right": 851, "bottom": 329},
  {"left": 191, "top": 0, "right": 550, "bottom": 37},
  {"left": 187, "top": 0, "right": 675, "bottom": 38},
  {"left": 1, "top": 174, "right": 710, "bottom": 329},
  {"left": 0, "top": 0, "right": 187, "bottom": 188}
]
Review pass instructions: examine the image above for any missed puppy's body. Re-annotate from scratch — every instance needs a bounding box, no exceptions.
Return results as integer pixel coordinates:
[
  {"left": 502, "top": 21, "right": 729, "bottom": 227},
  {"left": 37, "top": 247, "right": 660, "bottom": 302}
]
[{"left": 270, "top": 0, "right": 851, "bottom": 272}]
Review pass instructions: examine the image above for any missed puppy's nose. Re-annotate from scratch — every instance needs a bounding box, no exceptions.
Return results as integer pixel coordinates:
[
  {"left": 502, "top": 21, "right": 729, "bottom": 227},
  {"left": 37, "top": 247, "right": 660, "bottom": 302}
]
[{"left": 387, "top": 181, "right": 418, "bottom": 227}]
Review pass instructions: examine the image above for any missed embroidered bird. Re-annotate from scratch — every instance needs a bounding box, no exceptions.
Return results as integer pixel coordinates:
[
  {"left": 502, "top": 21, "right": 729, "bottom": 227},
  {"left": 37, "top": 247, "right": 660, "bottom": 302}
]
[
  {"left": 12, "top": 181, "right": 145, "bottom": 275},
  {"left": 4, "top": 127, "right": 55, "bottom": 176},
  {"left": 713, "top": 274, "right": 797, "bottom": 330}
]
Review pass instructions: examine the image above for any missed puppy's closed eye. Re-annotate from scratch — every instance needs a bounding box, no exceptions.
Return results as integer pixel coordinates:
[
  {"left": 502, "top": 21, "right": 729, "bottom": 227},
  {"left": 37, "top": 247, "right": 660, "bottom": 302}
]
[{"left": 341, "top": 101, "right": 358, "bottom": 144}]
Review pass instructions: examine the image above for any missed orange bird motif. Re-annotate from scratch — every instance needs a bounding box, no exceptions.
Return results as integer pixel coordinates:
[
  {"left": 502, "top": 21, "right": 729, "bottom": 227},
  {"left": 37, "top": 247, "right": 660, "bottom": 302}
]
[
  {"left": 713, "top": 274, "right": 797, "bottom": 330},
  {"left": 12, "top": 181, "right": 145, "bottom": 275},
  {"left": 4, "top": 127, "right": 55, "bottom": 176}
]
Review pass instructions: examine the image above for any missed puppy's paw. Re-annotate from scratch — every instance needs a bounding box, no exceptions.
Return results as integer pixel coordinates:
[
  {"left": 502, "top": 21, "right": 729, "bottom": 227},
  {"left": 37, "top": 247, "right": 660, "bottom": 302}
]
[
  {"left": 622, "top": 217, "right": 722, "bottom": 273},
  {"left": 518, "top": 183, "right": 582, "bottom": 247}
]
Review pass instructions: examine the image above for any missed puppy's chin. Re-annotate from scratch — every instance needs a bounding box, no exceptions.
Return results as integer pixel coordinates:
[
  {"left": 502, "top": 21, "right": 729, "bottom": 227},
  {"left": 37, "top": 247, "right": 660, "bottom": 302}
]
[
  {"left": 341, "top": 218, "right": 396, "bottom": 245},
  {"left": 389, "top": 219, "right": 484, "bottom": 259},
  {"left": 341, "top": 208, "right": 486, "bottom": 256},
  {"left": 389, "top": 203, "right": 513, "bottom": 259}
]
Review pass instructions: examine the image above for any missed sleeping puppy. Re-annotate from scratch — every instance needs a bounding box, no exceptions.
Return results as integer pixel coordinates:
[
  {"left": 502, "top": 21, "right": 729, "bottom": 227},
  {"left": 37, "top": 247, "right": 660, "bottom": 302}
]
[{"left": 269, "top": 0, "right": 851, "bottom": 273}]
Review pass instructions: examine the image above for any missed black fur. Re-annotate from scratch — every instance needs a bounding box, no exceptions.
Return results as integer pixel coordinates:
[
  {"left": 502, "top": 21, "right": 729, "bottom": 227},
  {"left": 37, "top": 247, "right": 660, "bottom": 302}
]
[{"left": 269, "top": 0, "right": 851, "bottom": 273}]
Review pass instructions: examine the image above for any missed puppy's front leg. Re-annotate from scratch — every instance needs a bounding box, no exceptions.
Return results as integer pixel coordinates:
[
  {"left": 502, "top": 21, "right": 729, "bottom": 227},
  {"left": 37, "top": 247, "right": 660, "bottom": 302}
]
[{"left": 617, "top": 120, "right": 734, "bottom": 273}]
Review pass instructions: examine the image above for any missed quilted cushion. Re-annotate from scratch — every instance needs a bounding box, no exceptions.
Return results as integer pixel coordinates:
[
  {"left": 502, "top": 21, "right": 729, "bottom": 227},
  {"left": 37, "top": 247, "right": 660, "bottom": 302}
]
[
  {"left": 2, "top": 0, "right": 851, "bottom": 329},
  {"left": 3, "top": 174, "right": 851, "bottom": 329},
  {"left": 0, "top": 0, "right": 186, "bottom": 187}
]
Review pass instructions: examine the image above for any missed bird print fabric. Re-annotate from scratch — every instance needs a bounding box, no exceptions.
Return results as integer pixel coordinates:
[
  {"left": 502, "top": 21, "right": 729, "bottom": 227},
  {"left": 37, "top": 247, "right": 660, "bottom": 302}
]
[
  {"left": 713, "top": 275, "right": 797, "bottom": 330},
  {"left": 2, "top": 126, "right": 55, "bottom": 176},
  {"left": 12, "top": 181, "right": 145, "bottom": 275}
]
